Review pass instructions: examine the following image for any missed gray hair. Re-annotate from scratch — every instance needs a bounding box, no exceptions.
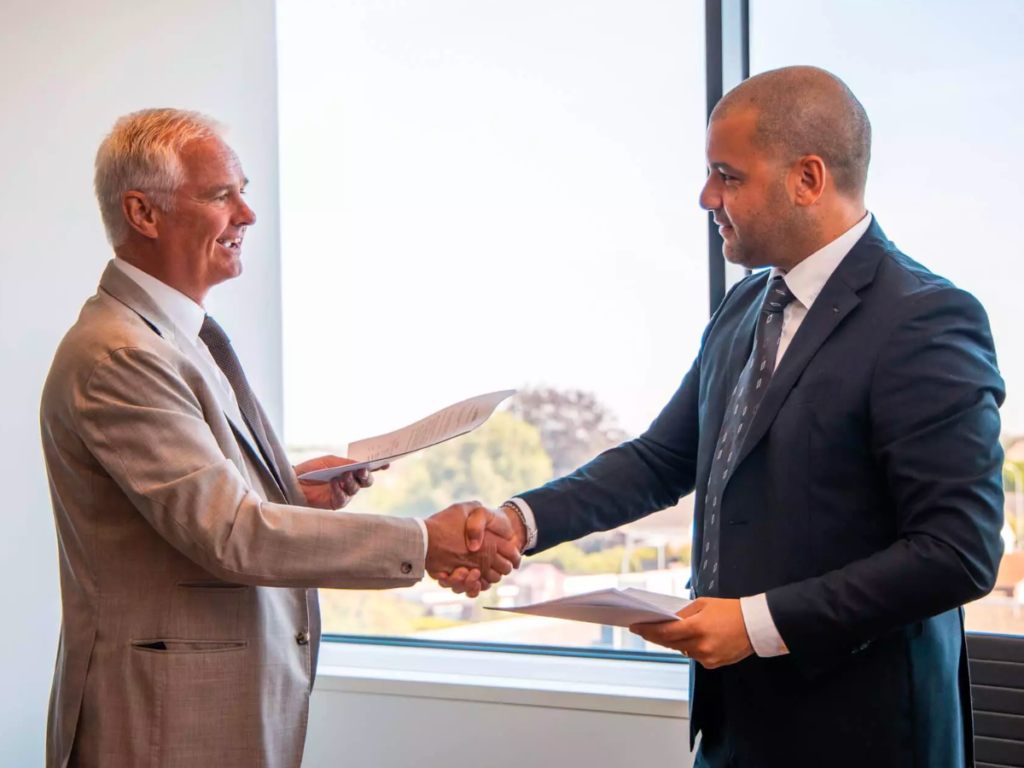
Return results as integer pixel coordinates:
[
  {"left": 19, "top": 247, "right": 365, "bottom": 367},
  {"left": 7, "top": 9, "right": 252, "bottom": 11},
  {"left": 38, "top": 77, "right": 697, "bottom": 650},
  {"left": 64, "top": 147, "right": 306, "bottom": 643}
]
[
  {"left": 94, "top": 108, "right": 223, "bottom": 247},
  {"left": 714, "top": 66, "right": 872, "bottom": 197}
]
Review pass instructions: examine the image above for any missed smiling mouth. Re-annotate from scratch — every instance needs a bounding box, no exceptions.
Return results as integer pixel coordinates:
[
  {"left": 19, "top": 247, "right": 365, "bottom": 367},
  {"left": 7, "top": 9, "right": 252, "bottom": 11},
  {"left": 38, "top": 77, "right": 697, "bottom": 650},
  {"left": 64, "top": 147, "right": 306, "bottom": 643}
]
[{"left": 216, "top": 236, "right": 243, "bottom": 250}]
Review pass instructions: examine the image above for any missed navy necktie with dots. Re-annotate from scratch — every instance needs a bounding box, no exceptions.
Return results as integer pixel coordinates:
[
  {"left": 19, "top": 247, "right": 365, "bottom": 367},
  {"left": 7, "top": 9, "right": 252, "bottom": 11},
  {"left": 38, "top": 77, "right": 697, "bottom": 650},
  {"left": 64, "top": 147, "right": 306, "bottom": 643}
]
[{"left": 697, "top": 276, "right": 796, "bottom": 596}]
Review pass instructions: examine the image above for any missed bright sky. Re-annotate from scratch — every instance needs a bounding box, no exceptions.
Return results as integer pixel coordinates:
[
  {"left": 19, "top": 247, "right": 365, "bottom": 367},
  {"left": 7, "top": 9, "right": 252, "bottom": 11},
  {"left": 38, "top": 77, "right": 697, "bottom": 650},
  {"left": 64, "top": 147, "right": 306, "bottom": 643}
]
[{"left": 277, "top": 0, "right": 1024, "bottom": 448}]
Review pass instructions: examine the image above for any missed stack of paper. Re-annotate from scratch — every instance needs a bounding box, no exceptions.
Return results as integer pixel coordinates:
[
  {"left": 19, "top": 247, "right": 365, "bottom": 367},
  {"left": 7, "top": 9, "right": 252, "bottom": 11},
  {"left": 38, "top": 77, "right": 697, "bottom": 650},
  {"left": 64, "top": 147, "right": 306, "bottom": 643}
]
[{"left": 486, "top": 587, "right": 690, "bottom": 628}]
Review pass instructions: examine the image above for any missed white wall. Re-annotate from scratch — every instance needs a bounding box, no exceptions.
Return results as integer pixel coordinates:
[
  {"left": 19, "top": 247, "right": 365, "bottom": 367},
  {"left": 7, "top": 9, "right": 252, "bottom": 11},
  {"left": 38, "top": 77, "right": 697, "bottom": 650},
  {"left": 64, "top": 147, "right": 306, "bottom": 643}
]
[
  {"left": 304, "top": 687, "right": 692, "bottom": 768},
  {"left": 0, "top": 1, "right": 282, "bottom": 763},
  {"left": 302, "top": 645, "right": 694, "bottom": 768}
]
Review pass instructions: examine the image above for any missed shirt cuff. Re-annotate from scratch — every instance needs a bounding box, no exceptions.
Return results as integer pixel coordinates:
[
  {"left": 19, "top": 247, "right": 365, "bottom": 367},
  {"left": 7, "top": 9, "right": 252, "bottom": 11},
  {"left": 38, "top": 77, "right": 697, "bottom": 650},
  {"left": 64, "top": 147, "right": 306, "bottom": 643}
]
[
  {"left": 740, "top": 593, "right": 789, "bottom": 657},
  {"left": 413, "top": 518, "right": 428, "bottom": 561},
  {"left": 509, "top": 497, "right": 539, "bottom": 551}
]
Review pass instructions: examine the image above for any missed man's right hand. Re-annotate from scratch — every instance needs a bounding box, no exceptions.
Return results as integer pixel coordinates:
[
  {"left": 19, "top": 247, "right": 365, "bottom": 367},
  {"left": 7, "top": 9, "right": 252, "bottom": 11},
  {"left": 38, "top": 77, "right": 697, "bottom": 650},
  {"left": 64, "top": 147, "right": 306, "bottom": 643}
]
[
  {"left": 425, "top": 502, "right": 522, "bottom": 598},
  {"left": 435, "top": 503, "right": 527, "bottom": 596}
]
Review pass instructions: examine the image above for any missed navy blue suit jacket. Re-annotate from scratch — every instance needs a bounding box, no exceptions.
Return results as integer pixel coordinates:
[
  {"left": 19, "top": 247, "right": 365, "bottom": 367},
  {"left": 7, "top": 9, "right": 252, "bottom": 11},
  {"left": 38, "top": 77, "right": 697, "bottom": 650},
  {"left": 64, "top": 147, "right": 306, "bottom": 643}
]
[{"left": 519, "top": 220, "right": 1005, "bottom": 768}]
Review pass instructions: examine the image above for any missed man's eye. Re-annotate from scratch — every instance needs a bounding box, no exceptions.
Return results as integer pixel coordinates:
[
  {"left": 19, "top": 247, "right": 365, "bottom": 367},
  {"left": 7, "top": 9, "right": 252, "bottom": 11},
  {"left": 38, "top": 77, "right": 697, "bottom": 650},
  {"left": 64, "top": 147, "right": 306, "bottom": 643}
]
[{"left": 720, "top": 172, "right": 736, "bottom": 182}]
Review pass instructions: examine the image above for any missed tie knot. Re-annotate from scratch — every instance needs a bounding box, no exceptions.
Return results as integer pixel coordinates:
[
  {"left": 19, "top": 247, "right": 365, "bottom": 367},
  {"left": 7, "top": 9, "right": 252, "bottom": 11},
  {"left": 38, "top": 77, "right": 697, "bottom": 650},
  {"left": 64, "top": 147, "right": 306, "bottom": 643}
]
[
  {"left": 761, "top": 277, "right": 796, "bottom": 314},
  {"left": 199, "top": 314, "right": 231, "bottom": 349}
]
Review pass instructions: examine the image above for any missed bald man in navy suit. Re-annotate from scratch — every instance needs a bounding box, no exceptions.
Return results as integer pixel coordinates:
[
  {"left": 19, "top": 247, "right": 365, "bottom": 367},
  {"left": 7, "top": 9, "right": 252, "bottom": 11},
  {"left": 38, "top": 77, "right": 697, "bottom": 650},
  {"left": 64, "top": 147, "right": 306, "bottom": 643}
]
[{"left": 440, "top": 66, "right": 1005, "bottom": 768}]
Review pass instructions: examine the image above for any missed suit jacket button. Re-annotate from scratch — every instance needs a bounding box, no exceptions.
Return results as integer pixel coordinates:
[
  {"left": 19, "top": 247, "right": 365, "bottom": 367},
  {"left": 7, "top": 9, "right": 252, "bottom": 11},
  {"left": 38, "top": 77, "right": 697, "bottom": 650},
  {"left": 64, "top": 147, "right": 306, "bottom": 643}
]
[
  {"left": 296, "top": 630, "right": 310, "bottom": 645},
  {"left": 401, "top": 562, "right": 413, "bottom": 575}
]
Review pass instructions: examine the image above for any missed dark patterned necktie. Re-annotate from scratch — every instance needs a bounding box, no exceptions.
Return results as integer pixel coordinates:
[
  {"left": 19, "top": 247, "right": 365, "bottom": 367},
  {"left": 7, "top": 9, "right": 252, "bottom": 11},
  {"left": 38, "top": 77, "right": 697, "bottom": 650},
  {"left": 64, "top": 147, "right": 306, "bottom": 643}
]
[
  {"left": 698, "top": 276, "right": 796, "bottom": 596},
  {"left": 199, "top": 315, "right": 285, "bottom": 495}
]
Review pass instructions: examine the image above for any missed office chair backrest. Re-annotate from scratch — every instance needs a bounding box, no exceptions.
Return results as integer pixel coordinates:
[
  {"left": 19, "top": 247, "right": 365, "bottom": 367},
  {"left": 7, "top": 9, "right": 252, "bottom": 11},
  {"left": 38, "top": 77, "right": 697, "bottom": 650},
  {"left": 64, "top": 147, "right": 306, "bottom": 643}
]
[{"left": 968, "top": 632, "right": 1024, "bottom": 767}]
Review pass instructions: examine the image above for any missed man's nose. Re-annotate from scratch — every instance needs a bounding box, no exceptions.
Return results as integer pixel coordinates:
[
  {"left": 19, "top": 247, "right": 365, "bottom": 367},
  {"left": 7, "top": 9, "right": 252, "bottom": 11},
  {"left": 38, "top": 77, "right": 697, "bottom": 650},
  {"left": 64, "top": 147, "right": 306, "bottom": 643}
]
[
  {"left": 699, "top": 175, "right": 720, "bottom": 212},
  {"left": 236, "top": 198, "right": 257, "bottom": 227}
]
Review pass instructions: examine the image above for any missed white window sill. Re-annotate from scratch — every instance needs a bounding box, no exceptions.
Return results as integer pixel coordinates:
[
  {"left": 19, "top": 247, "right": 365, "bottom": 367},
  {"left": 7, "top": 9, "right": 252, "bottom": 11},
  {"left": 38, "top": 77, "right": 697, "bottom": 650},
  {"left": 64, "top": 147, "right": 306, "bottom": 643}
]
[{"left": 314, "top": 641, "right": 690, "bottom": 719}]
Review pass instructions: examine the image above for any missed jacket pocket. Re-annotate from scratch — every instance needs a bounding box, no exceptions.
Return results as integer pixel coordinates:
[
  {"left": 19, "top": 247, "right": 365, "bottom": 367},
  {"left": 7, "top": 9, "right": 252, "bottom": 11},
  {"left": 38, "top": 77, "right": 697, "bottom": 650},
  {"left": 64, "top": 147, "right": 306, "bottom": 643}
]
[
  {"left": 129, "top": 638, "right": 256, "bottom": 768},
  {"left": 130, "top": 638, "right": 247, "bottom": 653},
  {"left": 175, "top": 579, "right": 249, "bottom": 591}
]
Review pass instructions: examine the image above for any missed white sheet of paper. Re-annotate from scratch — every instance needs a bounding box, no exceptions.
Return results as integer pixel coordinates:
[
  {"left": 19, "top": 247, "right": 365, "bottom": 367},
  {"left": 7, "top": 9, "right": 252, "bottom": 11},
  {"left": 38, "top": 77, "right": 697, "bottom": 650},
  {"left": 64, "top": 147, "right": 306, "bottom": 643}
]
[
  {"left": 485, "top": 587, "right": 691, "bottom": 628},
  {"left": 298, "top": 389, "right": 516, "bottom": 482}
]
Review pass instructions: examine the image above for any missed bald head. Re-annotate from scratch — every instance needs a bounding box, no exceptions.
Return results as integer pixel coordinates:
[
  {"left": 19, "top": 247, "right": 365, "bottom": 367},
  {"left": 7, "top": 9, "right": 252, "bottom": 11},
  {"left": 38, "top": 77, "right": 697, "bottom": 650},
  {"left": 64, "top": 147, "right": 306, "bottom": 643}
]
[{"left": 713, "top": 66, "right": 871, "bottom": 198}]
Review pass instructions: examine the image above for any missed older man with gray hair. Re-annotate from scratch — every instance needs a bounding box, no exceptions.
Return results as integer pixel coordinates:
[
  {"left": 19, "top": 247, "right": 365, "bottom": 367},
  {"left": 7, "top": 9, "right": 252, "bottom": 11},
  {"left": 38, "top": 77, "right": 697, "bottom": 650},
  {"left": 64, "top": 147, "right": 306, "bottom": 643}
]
[{"left": 41, "top": 108, "right": 520, "bottom": 768}]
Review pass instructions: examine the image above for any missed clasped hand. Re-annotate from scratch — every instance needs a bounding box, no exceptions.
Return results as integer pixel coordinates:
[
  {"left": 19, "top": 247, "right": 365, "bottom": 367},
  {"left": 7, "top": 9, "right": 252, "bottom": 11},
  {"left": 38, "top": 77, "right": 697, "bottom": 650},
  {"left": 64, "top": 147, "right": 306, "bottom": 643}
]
[
  {"left": 629, "top": 597, "right": 754, "bottom": 669},
  {"left": 295, "top": 455, "right": 385, "bottom": 509},
  {"left": 425, "top": 502, "right": 522, "bottom": 598},
  {"left": 296, "top": 470, "right": 521, "bottom": 597}
]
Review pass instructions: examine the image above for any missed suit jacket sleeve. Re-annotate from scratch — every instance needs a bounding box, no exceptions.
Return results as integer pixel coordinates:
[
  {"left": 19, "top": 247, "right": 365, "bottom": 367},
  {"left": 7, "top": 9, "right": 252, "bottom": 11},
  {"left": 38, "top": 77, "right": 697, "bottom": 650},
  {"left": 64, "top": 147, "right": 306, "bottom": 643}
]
[
  {"left": 73, "top": 345, "right": 425, "bottom": 589},
  {"left": 766, "top": 286, "right": 1005, "bottom": 663},
  {"left": 516, "top": 278, "right": 753, "bottom": 551},
  {"left": 520, "top": 359, "right": 701, "bottom": 552}
]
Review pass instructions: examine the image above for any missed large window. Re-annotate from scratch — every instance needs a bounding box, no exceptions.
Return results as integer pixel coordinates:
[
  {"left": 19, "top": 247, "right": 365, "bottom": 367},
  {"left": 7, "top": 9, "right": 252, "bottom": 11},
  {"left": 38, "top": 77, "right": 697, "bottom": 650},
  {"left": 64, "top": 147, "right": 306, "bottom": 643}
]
[
  {"left": 279, "top": 0, "right": 1024, "bottom": 656},
  {"left": 278, "top": 0, "right": 707, "bottom": 652},
  {"left": 752, "top": 0, "right": 1024, "bottom": 635}
]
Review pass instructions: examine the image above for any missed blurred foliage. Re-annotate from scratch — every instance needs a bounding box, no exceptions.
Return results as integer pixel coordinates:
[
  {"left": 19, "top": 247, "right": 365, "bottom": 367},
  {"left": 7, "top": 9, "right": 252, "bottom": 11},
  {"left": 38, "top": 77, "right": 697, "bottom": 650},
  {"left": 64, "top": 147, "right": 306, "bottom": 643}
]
[
  {"left": 1003, "top": 461, "right": 1024, "bottom": 487},
  {"left": 348, "top": 411, "right": 553, "bottom": 517},
  {"left": 508, "top": 386, "right": 630, "bottom": 477},
  {"left": 319, "top": 589, "right": 471, "bottom": 635},
  {"left": 528, "top": 541, "right": 691, "bottom": 574},
  {"left": 317, "top": 394, "right": 695, "bottom": 636},
  {"left": 318, "top": 589, "right": 427, "bottom": 636}
]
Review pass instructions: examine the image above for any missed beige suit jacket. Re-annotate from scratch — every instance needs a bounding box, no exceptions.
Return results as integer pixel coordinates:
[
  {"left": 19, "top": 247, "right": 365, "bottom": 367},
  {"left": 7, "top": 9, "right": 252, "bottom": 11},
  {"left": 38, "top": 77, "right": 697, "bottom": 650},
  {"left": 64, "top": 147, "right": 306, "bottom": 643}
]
[{"left": 42, "top": 263, "right": 425, "bottom": 768}]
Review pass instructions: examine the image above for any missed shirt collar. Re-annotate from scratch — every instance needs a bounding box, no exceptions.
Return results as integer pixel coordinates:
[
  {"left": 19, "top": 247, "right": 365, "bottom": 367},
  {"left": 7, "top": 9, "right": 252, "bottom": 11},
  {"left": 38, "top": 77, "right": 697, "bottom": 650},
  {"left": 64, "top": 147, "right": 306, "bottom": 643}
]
[
  {"left": 770, "top": 212, "right": 873, "bottom": 310},
  {"left": 112, "top": 258, "right": 207, "bottom": 342}
]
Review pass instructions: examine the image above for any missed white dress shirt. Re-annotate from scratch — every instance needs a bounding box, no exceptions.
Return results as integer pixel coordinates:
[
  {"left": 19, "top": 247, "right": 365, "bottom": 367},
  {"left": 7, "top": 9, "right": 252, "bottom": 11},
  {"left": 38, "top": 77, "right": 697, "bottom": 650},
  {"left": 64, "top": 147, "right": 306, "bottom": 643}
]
[
  {"left": 112, "top": 259, "right": 430, "bottom": 554},
  {"left": 512, "top": 212, "right": 873, "bottom": 657},
  {"left": 113, "top": 258, "right": 242, "bottom": 411}
]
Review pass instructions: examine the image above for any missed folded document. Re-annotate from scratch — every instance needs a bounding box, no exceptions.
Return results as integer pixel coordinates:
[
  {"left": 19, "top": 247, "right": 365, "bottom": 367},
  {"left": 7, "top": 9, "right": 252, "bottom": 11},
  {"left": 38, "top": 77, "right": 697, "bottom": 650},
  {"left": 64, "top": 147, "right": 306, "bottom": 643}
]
[
  {"left": 486, "top": 587, "right": 690, "bottom": 628},
  {"left": 298, "top": 389, "right": 516, "bottom": 481}
]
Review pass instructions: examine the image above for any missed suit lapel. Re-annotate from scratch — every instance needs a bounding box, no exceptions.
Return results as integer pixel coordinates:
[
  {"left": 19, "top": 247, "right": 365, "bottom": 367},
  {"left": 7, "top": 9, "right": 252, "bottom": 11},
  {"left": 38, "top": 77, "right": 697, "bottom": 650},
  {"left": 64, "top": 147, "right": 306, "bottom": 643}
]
[
  {"left": 726, "top": 280, "right": 766, "bottom": 394},
  {"left": 98, "top": 261, "right": 177, "bottom": 341},
  {"left": 734, "top": 222, "right": 889, "bottom": 469},
  {"left": 255, "top": 398, "right": 305, "bottom": 506},
  {"left": 698, "top": 273, "right": 767, "bottom": 507},
  {"left": 707, "top": 274, "right": 768, "bottom": 437},
  {"left": 173, "top": 337, "right": 288, "bottom": 501},
  {"left": 99, "top": 262, "right": 286, "bottom": 499}
]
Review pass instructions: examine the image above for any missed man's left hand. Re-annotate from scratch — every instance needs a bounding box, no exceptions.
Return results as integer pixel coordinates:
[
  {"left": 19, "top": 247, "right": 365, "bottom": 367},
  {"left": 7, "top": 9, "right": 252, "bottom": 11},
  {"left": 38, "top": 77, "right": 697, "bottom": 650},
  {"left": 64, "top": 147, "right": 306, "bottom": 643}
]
[
  {"left": 630, "top": 597, "right": 754, "bottom": 669},
  {"left": 294, "top": 455, "right": 382, "bottom": 509}
]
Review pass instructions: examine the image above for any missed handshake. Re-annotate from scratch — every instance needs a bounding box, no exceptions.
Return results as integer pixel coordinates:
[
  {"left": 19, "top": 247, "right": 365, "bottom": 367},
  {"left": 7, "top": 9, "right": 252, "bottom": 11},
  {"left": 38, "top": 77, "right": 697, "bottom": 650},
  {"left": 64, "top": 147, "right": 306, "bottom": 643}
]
[
  {"left": 423, "top": 501, "right": 527, "bottom": 598},
  {"left": 294, "top": 458, "right": 525, "bottom": 596}
]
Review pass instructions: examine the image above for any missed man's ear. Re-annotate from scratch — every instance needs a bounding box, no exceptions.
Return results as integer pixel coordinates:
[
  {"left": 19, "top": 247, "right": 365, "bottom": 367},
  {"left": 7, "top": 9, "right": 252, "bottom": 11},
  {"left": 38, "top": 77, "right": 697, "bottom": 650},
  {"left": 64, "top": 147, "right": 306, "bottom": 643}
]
[
  {"left": 791, "top": 155, "right": 827, "bottom": 207},
  {"left": 122, "top": 191, "right": 160, "bottom": 240}
]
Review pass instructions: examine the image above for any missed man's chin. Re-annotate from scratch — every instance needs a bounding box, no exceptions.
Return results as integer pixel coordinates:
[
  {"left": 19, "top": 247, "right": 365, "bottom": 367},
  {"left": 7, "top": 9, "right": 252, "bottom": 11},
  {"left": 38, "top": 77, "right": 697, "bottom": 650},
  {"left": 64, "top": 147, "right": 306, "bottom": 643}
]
[
  {"left": 722, "top": 243, "right": 747, "bottom": 267},
  {"left": 722, "top": 243, "right": 766, "bottom": 271},
  {"left": 224, "top": 251, "right": 244, "bottom": 276},
  {"left": 208, "top": 258, "right": 243, "bottom": 289}
]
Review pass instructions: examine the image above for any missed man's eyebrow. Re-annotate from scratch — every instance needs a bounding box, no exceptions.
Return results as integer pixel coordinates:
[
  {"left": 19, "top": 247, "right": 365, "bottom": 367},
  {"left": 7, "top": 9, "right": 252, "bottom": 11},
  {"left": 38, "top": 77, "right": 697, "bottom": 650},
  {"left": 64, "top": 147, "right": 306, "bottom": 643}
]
[
  {"left": 203, "top": 181, "right": 245, "bottom": 196},
  {"left": 710, "top": 161, "right": 743, "bottom": 176}
]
